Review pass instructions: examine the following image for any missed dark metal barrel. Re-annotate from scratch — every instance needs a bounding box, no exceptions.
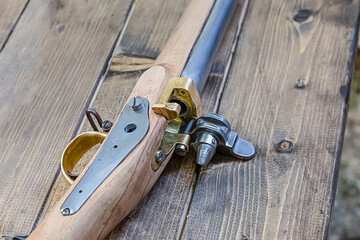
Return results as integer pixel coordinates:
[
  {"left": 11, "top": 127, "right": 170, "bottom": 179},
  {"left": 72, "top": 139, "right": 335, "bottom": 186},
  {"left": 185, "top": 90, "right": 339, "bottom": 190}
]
[{"left": 180, "top": 0, "right": 237, "bottom": 94}]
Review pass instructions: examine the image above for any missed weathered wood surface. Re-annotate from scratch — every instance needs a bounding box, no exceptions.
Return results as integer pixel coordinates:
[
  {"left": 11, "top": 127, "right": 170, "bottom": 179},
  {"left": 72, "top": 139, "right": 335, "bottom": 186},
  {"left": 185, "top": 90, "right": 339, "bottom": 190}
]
[
  {"left": 28, "top": 0, "right": 217, "bottom": 238},
  {"left": 0, "top": 0, "right": 28, "bottom": 51},
  {"left": 113, "top": 0, "right": 189, "bottom": 59},
  {"left": 182, "top": 0, "right": 360, "bottom": 239},
  {"left": 1, "top": 0, "right": 359, "bottom": 239},
  {"left": 46, "top": 0, "right": 245, "bottom": 239},
  {"left": 0, "top": 0, "right": 133, "bottom": 237},
  {"left": 45, "top": 0, "right": 190, "bottom": 213},
  {"left": 107, "top": 2, "right": 247, "bottom": 239}
]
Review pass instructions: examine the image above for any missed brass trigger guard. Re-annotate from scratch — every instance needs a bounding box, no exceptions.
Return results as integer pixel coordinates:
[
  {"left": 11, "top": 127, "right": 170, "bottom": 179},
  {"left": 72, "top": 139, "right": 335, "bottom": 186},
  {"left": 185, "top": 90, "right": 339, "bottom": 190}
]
[{"left": 61, "top": 131, "right": 107, "bottom": 185}]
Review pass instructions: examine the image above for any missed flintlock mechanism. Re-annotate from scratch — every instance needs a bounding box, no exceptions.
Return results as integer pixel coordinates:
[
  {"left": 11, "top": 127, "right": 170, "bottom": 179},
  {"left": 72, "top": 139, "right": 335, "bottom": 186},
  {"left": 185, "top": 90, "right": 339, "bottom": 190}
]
[
  {"left": 151, "top": 0, "right": 255, "bottom": 167},
  {"left": 152, "top": 77, "right": 255, "bottom": 168},
  {"left": 61, "top": 0, "right": 255, "bottom": 191},
  {"left": 25, "top": 0, "right": 256, "bottom": 239}
]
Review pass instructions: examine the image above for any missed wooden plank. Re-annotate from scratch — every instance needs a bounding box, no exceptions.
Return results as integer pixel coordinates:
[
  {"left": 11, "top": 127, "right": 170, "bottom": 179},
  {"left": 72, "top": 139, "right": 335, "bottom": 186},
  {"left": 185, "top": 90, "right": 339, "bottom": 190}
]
[
  {"left": 104, "top": 3, "right": 246, "bottom": 240},
  {"left": 108, "top": 0, "right": 191, "bottom": 74},
  {"left": 0, "top": 0, "right": 133, "bottom": 237},
  {"left": 45, "top": 0, "right": 245, "bottom": 239},
  {"left": 45, "top": 0, "right": 191, "bottom": 234},
  {"left": 0, "top": 0, "right": 28, "bottom": 51},
  {"left": 182, "top": 0, "right": 360, "bottom": 239},
  {"left": 113, "top": 0, "right": 190, "bottom": 59},
  {"left": 106, "top": 3, "right": 247, "bottom": 240},
  {"left": 29, "top": 0, "right": 217, "bottom": 238}
]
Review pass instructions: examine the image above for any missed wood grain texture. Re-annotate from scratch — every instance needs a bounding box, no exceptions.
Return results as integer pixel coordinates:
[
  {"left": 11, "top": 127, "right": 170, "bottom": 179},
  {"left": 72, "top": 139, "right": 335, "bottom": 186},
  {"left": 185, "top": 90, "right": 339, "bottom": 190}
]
[
  {"left": 46, "top": 0, "right": 190, "bottom": 218},
  {"left": 28, "top": 0, "right": 216, "bottom": 239},
  {"left": 109, "top": 56, "right": 154, "bottom": 73},
  {"left": 109, "top": 0, "right": 190, "bottom": 75},
  {"left": 3, "top": 0, "right": 357, "bottom": 238},
  {"left": 45, "top": 1, "right": 245, "bottom": 239},
  {"left": 0, "top": 0, "right": 28, "bottom": 51},
  {"left": 44, "top": 0, "right": 191, "bottom": 237},
  {"left": 182, "top": 0, "right": 360, "bottom": 239},
  {"left": 105, "top": 3, "right": 246, "bottom": 240},
  {"left": 0, "top": 0, "right": 133, "bottom": 237},
  {"left": 113, "top": 0, "right": 190, "bottom": 59}
]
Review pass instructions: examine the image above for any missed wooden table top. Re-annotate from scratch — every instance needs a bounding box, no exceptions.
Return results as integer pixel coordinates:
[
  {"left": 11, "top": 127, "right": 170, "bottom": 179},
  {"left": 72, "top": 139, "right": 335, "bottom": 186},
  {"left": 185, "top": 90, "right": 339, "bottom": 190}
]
[{"left": 0, "top": 0, "right": 359, "bottom": 239}]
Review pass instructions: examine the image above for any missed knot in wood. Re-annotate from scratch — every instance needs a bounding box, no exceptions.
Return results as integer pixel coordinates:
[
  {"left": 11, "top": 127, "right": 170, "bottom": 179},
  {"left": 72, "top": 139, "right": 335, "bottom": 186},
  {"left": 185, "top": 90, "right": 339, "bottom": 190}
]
[
  {"left": 277, "top": 140, "right": 293, "bottom": 153},
  {"left": 293, "top": 9, "right": 313, "bottom": 23}
]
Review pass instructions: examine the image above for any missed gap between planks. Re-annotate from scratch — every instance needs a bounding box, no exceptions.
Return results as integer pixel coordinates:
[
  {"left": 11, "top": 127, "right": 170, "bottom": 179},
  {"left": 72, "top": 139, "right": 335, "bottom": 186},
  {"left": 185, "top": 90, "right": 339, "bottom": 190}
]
[
  {"left": 33, "top": 0, "right": 137, "bottom": 229},
  {"left": 37, "top": 0, "right": 248, "bottom": 236},
  {"left": 176, "top": 0, "right": 251, "bottom": 238},
  {"left": 77, "top": 1, "right": 136, "bottom": 134},
  {"left": 0, "top": 0, "right": 31, "bottom": 52}
]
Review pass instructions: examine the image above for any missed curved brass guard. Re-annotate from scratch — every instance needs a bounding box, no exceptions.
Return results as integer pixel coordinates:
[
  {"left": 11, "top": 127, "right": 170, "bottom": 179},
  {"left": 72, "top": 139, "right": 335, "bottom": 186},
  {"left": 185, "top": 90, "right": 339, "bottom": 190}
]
[{"left": 61, "top": 131, "right": 107, "bottom": 185}]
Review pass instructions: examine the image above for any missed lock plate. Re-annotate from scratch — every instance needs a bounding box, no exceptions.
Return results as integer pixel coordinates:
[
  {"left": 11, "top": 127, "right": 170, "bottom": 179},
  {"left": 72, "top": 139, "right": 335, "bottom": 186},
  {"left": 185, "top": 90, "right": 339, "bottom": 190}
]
[{"left": 60, "top": 97, "right": 150, "bottom": 215}]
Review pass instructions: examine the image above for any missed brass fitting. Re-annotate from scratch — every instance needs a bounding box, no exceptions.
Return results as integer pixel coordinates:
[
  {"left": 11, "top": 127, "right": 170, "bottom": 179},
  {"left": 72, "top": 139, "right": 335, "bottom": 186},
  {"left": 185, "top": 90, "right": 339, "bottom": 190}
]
[
  {"left": 152, "top": 77, "right": 203, "bottom": 171},
  {"left": 61, "top": 108, "right": 112, "bottom": 184},
  {"left": 152, "top": 77, "right": 203, "bottom": 121},
  {"left": 152, "top": 78, "right": 256, "bottom": 170},
  {"left": 61, "top": 131, "right": 107, "bottom": 184}
]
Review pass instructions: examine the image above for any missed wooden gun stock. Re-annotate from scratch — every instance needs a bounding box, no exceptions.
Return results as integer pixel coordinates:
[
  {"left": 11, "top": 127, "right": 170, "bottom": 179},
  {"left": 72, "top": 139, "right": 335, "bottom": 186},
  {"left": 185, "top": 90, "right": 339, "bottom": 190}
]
[{"left": 28, "top": 0, "right": 215, "bottom": 239}]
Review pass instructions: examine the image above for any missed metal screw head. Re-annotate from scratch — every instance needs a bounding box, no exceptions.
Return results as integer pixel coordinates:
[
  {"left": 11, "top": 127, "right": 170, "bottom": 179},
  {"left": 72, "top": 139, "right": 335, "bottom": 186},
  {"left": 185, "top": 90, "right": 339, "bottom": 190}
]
[
  {"left": 295, "top": 78, "right": 306, "bottom": 89},
  {"left": 101, "top": 120, "right": 113, "bottom": 132},
  {"left": 175, "top": 144, "right": 187, "bottom": 156},
  {"left": 155, "top": 150, "right": 166, "bottom": 164},
  {"left": 61, "top": 208, "right": 70, "bottom": 216},
  {"left": 129, "top": 97, "right": 143, "bottom": 111}
]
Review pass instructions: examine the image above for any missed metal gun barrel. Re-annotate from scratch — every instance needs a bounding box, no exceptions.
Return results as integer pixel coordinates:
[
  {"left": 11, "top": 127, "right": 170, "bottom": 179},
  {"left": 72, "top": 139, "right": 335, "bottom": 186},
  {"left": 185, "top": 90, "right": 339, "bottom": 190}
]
[{"left": 180, "top": 0, "right": 237, "bottom": 93}]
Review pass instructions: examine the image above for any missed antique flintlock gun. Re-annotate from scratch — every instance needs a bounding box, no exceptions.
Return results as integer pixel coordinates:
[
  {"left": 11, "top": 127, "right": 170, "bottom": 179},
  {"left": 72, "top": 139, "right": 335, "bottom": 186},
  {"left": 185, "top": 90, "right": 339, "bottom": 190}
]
[{"left": 27, "top": 0, "right": 255, "bottom": 239}]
